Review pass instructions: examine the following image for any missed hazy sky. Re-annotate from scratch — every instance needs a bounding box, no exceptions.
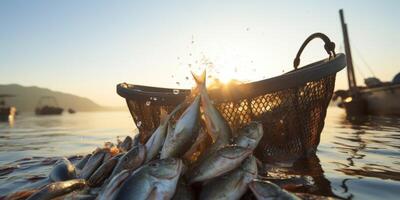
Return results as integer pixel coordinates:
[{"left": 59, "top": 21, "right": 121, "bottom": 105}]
[{"left": 1, "top": 0, "right": 399, "bottom": 106}]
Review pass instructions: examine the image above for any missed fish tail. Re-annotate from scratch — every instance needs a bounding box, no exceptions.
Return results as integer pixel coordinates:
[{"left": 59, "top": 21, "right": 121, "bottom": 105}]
[{"left": 191, "top": 70, "right": 206, "bottom": 88}]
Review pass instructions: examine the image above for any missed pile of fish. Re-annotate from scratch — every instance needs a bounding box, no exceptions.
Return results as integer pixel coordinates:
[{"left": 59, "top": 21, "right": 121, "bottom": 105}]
[{"left": 4, "top": 72, "right": 313, "bottom": 200}]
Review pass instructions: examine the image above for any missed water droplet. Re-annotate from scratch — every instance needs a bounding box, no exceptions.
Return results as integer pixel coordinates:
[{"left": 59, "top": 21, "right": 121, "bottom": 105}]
[
  {"left": 177, "top": 57, "right": 180, "bottom": 60},
  {"left": 188, "top": 64, "right": 192, "bottom": 68},
  {"left": 176, "top": 82, "right": 180, "bottom": 85},
  {"left": 189, "top": 53, "right": 192, "bottom": 56},
  {"left": 246, "top": 27, "right": 250, "bottom": 31},
  {"left": 136, "top": 121, "right": 142, "bottom": 127},
  {"left": 173, "top": 89, "right": 180, "bottom": 95},
  {"left": 185, "top": 76, "right": 189, "bottom": 80},
  {"left": 153, "top": 97, "right": 157, "bottom": 101},
  {"left": 146, "top": 101, "right": 151, "bottom": 106}
]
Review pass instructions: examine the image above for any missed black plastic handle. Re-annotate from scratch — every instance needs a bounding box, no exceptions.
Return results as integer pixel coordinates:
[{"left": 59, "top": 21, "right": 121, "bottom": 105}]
[{"left": 293, "top": 33, "right": 336, "bottom": 69}]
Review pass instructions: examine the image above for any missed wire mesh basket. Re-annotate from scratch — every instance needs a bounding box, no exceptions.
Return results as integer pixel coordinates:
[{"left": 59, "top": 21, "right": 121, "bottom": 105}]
[{"left": 117, "top": 33, "right": 346, "bottom": 163}]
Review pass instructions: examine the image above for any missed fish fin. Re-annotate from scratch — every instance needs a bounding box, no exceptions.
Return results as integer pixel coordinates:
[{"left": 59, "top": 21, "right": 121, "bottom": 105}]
[
  {"left": 191, "top": 70, "right": 207, "bottom": 97},
  {"left": 191, "top": 70, "right": 206, "bottom": 88},
  {"left": 167, "top": 121, "right": 174, "bottom": 136},
  {"left": 147, "top": 186, "right": 158, "bottom": 200}
]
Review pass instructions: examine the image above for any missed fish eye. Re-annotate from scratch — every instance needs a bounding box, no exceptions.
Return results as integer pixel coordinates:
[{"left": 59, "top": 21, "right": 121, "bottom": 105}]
[{"left": 149, "top": 162, "right": 158, "bottom": 167}]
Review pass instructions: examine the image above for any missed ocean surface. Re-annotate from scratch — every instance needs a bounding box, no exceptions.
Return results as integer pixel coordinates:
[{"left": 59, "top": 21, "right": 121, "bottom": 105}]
[{"left": 0, "top": 108, "right": 399, "bottom": 199}]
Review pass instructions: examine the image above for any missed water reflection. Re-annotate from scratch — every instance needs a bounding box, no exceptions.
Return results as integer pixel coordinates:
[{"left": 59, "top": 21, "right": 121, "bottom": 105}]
[
  {"left": 321, "top": 107, "right": 400, "bottom": 199},
  {"left": 265, "top": 108, "right": 400, "bottom": 199},
  {"left": 0, "top": 109, "right": 399, "bottom": 199}
]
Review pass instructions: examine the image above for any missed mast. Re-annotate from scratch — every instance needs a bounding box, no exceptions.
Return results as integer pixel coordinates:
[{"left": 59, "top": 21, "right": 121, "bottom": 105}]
[{"left": 339, "top": 9, "right": 358, "bottom": 94}]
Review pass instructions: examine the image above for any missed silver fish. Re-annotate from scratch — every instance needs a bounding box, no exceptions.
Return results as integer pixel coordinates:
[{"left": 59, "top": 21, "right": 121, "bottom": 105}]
[
  {"left": 199, "top": 156, "right": 258, "bottom": 200},
  {"left": 249, "top": 180, "right": 300, "bottom": 200},
  {"left": 18, "top": 158, "right": 76, "bottom": 191},
  {"left": 183, "top": 127, "right": 212, "bottom": 164},
  {"left": 98, "top": 170, "right": 131, "bottom": 200},
  {"left": 145, "top": 104, "right": 183, "bottom": 163},
  {"left": 234, "top": 122, "right": 264, "bottom": 150},
  {"left": 110, "top": 144, "right": 146, "bottom": 177},
  {"left": 87, "top": 156, "right": 119, "bottom": 187},
  {"left": 115, "top": 158, "right": 183, "bottom": 200},
  {"left": 172, "top": 178, "right": 195, "bottom": 200},
  {"left": 132, "top": 133, "right": 140, "bottom": 147},
  {"left": 75, "top": 154, "right": 92, "bottom": 170},
  {"left": 26, "top": 179, "right": 86, "bottom": 200},
  {"left": 192, "top": 71, "right": 232, "bottom": 159},
  {"left": 80, "top": 150, "right": 106, "bottom": 180},
  {"left": 161, "top": 96, "right": 201, "bottom": 159},
  {"left": 49, "top": 157, "right": 76, "bottom": 182},
  {"left": 188, "top": 145, "right": 252, "bottom": 184},
  {"left": 118, "top": 136, "right": 133, "bottom": 152}
]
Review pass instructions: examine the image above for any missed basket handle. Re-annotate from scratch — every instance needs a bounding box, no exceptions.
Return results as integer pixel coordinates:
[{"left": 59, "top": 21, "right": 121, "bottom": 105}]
[{"left": 293, "top": 33, "right": 336, "bottom": 69}]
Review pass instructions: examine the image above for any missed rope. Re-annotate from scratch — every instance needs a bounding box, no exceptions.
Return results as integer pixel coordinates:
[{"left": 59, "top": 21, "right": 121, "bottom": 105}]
[{"left": 353, "top": 45, "right": 376, "bottom": 77}]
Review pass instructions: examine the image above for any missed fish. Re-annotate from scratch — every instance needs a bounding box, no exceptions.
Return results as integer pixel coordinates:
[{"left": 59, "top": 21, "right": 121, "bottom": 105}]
[
  {"left": 75, "top": 154, "right": 92, "bottom": 170},
  {"left": 79, "top": 150, "right": 106, "bottom": 180},
  {"left": 248, "top": 180, "right": 300, "bottom": 200},
  {"left": 145, "top": 104, "right": 184, "bottom": 163},
  {"left": 49, "top": 157, "right": 76, "bottom": 182},
  {"left": 17, "top": 158, "right": 77, "bottom": 191},
  {"left": 172, "top": 178, "right": 195, "bottom": 200},
  {"left": 265, "top": 176, "right": 314, "bottom": 191},
  {"left": 233, "top": 122, "right": 264, "bottom": 150},
  {"left": 102, "top": 151, "right": 113, "bottom": 165},
  {"left": 26, "top": 179, "right": 86, "bottom": 200},
  {"left": 3, "top": 189, "right": 38, "bottom": 200},
  {"left": 87, "top": 156, "right": 119, "bottom": 187},
  {"left": 199, "top": 156, "right": 258, "bottom": 200},
  {"left": 160, "top": 96, "right": 201, "bottom": 159},
  {"left": 183, "top": 127, "right": 212, "bottom": 163},
  {"left": 110, "top": 144, "right": 146, "bottom": 178},
  {"left": 188, "top": 145, "right": 252, "bottom": 184},
  {"left": 192, "top": 71, "right": 232, "bottom": 159},
  {"left": 98, "top": 170, "right": 131, "bottom": 200},
  {"left": 115, "top": 158, "right": 183, "bottom": 200},
  {"left": 132, "top": 133, "right": 140, "bottom": 147},
  {"left": 294, "top": 193, "right": 335, "bottom": 200},
  {"left": 61, "top": 193, "right": 97, "bottom": 200},
  {"left": 118, "top": 136, "right": 133, "bottom": 152}
]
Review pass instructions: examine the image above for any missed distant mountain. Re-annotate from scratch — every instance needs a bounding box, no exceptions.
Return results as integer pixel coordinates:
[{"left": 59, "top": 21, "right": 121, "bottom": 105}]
[{"left": 0, "top": 84, "right": 108, "bottom": 112}]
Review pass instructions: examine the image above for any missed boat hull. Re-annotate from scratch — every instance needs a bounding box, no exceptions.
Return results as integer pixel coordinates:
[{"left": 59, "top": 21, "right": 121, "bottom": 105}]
[
  {"left": 0, "top": 107, "right": 16, "bottom": 121},
  {"left": 35, "top": 106, "right": 63, "bottom": 115},
  {"left": 360, "top": 84, "right": 400, "bottom": 116}
]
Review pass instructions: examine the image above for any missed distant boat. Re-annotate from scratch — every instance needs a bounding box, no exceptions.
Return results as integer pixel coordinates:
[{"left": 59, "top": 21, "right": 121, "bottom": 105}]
[
  {"left": 68, "top": 108, "right": 76, "bottom": 114},
  {"left": 0, "top": 94, "right": 17, "bottom": 121},
  {"left": 333, "top": 10, "right": 400, "bottom": 116},
  {"left": 35, "top": 96, "right": 63, "bottom": 115}
]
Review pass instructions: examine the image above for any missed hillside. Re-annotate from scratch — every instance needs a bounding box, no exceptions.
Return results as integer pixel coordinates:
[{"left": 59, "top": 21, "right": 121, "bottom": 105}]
[{"left": 0, "top": 84, "right": 106, "bottom": 112}]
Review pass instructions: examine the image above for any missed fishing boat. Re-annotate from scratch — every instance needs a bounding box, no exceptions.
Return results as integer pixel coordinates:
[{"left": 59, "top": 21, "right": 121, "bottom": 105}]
[
  {"left": 0, "top": 94, "right": 17, "bottom": 122},
  {"left": 68, "top": 108, "right": 76, "bottom": 114},
  {"left": 333, "top": 9, "right": 400, "bottom": 116},
  {"left": 35, "top": 96, "right": 63, "bottom": 115}
]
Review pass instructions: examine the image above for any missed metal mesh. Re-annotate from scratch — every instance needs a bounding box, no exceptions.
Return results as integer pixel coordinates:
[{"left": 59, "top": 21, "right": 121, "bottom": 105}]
[{"left": 126, "top": 74, "right": 336, "bottom": 162}]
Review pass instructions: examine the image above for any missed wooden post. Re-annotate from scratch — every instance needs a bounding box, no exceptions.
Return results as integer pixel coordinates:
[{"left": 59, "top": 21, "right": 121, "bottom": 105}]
[{"left": 339, "top": 9, "right": 358, "bottom": 95}]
